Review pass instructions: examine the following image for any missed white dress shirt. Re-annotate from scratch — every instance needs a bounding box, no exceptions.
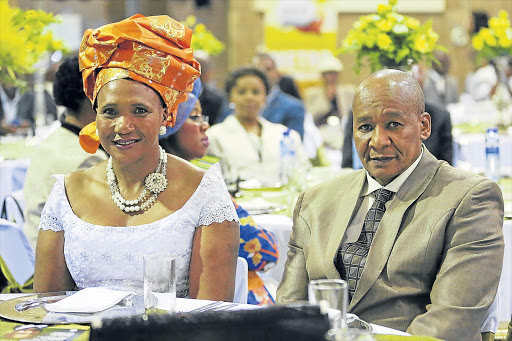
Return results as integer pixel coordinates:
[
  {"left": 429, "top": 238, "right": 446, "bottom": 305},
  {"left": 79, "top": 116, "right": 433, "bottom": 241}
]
[{"left": 342, "top": 148, "right": 424, "bottom": 244}]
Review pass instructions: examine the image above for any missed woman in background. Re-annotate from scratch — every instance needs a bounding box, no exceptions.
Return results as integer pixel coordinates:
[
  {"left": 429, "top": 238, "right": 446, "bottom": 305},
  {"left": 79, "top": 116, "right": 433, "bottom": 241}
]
[
  {"left": 34, "top": 14, "right": 239, "bottom": 301},
  {"left": 160, "top": 80, "right": 278, "bottom": 306},
  {"left": 206, "top": 66, "right": 309, "bottom": 187}
]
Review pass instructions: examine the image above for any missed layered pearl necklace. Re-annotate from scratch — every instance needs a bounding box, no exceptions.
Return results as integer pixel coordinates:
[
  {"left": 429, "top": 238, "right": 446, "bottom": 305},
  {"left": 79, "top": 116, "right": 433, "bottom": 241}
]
[{"left": 107, "top": 146, "right": 168, "bottom": 213}]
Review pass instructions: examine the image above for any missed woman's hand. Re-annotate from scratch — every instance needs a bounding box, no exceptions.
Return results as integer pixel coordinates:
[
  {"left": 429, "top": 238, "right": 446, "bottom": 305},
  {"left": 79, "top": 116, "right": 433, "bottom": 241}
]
[
  {"left": 188, "top": 220, "right": 240, "bottom": 301},
  {"left": 34, "top": 230, "right": 75, "bottom": 292}
]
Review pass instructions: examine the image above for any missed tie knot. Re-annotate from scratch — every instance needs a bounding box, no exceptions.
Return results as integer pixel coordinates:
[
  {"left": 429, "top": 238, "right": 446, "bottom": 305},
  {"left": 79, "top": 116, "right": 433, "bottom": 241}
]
[{"left": 374, "top": 188, "right": 393, "bottom": 203}]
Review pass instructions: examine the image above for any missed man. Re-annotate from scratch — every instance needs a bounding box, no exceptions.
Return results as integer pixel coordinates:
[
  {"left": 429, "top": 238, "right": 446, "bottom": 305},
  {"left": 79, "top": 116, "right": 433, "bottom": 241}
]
[
  {"left": 303, "top": 54, "right": 356, "bottom": 150},
  {"left": 277, "top": 69, "right": 504, "bottom": 341},
  {"left": 341, "top": 100, "right": 453, "bottom": 167},
  {"left": 253, "top": 53, "right": 305, "bottom": 140},
  {"left": 23, "top": 56, "right": 108, "bottom": 248},
  {"left": 422, "top": 50, "right": 459, "bottom": 106},
  {"left": 193, "top": 51, "right": 226, "bottom": 126},
  {"left": 254, "top": 52, "right": 302, "bottom": 100}
]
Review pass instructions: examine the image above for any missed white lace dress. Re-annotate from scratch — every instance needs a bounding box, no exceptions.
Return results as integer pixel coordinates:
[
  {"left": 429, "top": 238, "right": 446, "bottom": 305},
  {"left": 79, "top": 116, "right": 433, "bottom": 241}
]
[{"left": 39, "top": 163, "right": 238, "bottom": 297}]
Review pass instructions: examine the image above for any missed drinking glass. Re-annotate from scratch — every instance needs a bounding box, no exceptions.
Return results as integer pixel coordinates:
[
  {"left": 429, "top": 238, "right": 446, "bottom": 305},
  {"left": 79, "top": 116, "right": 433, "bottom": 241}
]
[
  {"left": 308, "top": 279, "right": 348, "bottom": 331},
  {"left": 143, "top": 254, "right": 176, "bottom": 314}
]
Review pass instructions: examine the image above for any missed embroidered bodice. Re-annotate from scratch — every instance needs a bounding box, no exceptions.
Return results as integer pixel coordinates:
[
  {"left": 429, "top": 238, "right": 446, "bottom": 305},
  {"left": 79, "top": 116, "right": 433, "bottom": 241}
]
[{"left": 39, "top": 163, "right": 238, "bottom": 297}]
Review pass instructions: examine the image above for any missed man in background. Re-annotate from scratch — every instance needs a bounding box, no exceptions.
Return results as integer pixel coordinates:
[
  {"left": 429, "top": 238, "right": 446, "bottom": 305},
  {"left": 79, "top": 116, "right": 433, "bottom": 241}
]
[
  {"left": 23, "top": 56, "right": 108, "bottom": 248},
  {"left": 253, "top": 53, "right": 305, "bottom": 139}
]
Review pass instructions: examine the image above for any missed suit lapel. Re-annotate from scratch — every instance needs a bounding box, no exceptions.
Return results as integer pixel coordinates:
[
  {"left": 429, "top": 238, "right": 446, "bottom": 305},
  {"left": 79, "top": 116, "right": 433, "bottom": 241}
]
[
  {"left": 349, "top": 149, "right": 441, "bottom": 309},
  {"left": 324, "top": 171, "right": 366, "bottom": 279}
]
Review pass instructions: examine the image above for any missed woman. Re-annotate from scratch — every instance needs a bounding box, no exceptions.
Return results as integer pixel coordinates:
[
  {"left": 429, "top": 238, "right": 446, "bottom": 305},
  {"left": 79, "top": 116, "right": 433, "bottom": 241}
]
[
  {"left": 34, "top": 14, "right": 240, "bottom": 302},
  {"left": 206, "top": 66, "right": 309, "bottom": 187},
  {"left": 160, "top": 80, "right": 279, "bottom": 306}
]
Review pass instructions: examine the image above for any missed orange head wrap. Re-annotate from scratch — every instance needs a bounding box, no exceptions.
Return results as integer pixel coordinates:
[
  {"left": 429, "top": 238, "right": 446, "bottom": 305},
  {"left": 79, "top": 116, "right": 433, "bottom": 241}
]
[{"left": 78, "top": 13, "right": 201, "bottom": 153}]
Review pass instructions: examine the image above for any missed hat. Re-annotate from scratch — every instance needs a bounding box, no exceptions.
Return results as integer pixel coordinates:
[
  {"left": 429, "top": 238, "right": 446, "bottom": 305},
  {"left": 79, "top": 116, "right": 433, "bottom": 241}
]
[
  {"left": 78, "top": 14, "right": 201, "bottom": 153},
  {"left": 159, "top": 78, "right": 202, "bottom": 138},
  {"left": 318, "top": 56, "right": 343, "bottom": 73}
]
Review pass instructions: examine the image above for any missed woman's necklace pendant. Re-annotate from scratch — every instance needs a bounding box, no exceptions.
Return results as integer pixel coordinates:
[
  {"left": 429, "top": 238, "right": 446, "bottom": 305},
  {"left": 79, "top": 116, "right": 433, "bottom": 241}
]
[{"left": 107, "top": 146, "right": 168, "bottom": 213}]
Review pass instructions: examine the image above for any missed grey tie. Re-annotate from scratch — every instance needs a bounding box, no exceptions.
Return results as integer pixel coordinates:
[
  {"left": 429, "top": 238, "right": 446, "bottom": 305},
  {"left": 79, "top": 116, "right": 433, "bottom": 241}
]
[{"left": 336, "top": 188, "right": 393, "bottom": 298}]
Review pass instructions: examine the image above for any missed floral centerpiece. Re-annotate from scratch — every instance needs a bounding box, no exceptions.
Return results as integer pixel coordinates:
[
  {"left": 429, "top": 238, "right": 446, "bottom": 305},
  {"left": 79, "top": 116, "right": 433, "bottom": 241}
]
[
  {"left": 471, "top": 10, "right": 512, "bottom": 63},
  {"left": 337, "top": 0, "right": 442, "bottom": 74},
  {"left": 472, "top": 11, "right": 512, "bottom": 128},
  {"left": 0, "top": 2, "right": 67, "bottom": 87},
  {"left": 182, "top": 15, "right": 225, "bottom": 56}
]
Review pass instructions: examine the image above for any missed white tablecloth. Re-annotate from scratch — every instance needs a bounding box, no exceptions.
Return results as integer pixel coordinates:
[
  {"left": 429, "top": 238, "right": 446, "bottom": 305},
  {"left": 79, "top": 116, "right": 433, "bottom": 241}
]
[
  {"left": 499, "top": 220, "right": 512, "bottom": 322},
  {"left": 252, "top": 214, "right": 293, "bottom": 298},
  {"left": 454, "top": 133, "right": 512, "bottom": 176}
]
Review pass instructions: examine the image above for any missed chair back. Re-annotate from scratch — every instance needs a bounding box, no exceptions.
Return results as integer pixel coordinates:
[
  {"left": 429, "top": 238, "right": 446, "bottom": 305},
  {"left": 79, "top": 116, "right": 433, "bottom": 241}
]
[
  {"left": 0, "top": 218, "right": 34, "bottom": 292},
  {"left": 0, "top": 189, "right": 25, "bottom": 229},
  {"left": 234, "top": 257, "right": 248, "bottom": 304}
]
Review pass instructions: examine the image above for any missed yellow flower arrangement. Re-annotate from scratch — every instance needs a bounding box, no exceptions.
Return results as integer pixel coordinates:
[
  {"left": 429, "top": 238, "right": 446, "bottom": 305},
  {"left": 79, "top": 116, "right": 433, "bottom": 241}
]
[
  {"left": 0, "top": 2, "right": 67, "bottom": 87},
  {"left": 337, "top": 0, "right": 442, "bottom": 73},
  {"left": 182, "top": 15, "right": 225, "bottom": 56},
  {"left": 472, "top": 10, "right": 512, "bottom": 63}
]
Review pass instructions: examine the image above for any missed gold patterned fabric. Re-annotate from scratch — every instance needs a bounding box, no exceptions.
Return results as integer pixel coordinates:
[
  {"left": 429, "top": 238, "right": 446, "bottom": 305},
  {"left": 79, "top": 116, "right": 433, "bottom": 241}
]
[{"left": 78, "top": 13, "right": 201, "bottom": 153}]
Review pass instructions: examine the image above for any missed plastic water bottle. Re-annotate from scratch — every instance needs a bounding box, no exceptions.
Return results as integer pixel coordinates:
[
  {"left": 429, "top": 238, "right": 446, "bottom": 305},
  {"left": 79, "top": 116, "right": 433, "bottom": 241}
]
[
  {"left": 280, "top": 129, "right": 296, "bottom": 185},
  {"left": 485, "top": 127, "right": 500, "bottom": 182}
]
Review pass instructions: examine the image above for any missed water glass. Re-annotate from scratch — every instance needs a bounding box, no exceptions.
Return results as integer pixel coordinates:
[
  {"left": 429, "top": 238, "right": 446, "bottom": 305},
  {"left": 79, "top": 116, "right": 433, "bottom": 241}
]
[
  {"left": 143, "top": 254, "right": 176, "bottom": 313},
  {"left": 308, "top": 279, "right": 348, "bottom": 330}
]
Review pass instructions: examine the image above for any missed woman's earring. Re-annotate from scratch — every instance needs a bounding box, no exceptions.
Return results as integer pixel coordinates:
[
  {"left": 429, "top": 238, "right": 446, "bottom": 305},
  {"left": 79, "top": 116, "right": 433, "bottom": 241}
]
[
  {"left": 95, "top": 129, "right": 99, "bottom": 136},
  {"left": 159, "top": 126, "right": 167, "bottom": 136},
  {"left": 229, "top": 102, "right": 236, "bottom": 110}
]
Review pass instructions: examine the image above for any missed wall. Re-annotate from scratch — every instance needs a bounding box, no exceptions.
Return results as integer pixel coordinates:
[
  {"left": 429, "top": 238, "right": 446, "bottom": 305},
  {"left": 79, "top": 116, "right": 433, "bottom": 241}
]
[{"left": 11, "top": 0, "right": 512, "bottom": 96}]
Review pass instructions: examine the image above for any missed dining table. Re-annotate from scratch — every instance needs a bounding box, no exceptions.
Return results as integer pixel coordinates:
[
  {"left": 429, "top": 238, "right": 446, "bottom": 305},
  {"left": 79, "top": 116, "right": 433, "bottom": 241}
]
[{"left": 0, "top": 292, "right": 438, "bottom": 340}]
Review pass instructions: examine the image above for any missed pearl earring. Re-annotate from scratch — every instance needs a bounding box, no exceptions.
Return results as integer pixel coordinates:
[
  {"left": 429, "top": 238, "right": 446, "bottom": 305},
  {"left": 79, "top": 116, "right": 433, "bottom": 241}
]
[
  {"left": 95, "top": 129, "right": 99, "bottom": 136},
  {"left": 159, "top": 126, "right": 167, "bottom": 136},
  {"left": 229, "top": 102, "right": 236, "bottom": 110}
]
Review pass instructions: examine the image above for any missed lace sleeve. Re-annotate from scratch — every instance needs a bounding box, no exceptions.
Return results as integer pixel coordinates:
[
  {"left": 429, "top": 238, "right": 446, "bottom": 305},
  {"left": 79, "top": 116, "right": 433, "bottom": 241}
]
[
  {"left": 39, "top": 175, "right": 66, "bottom": 232},
  {"left": 197, "top": 164, "right": 239, "bottom": 227}
]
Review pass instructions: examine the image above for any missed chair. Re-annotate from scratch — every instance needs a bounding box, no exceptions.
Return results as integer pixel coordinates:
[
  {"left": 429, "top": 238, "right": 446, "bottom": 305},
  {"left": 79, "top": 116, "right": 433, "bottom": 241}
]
[
  {"left": 0, "top": 218, "right": 34, "bottom": 293},
  {"left": 0, "top": 189, "right": 25, "bottom": 229},
  {"left": 234, "top": 257, "right": 248, "bottom": 304}
]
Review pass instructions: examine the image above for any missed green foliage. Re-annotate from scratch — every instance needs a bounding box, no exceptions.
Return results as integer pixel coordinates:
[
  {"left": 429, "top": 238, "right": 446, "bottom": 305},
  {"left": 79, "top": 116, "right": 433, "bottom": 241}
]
[{"left": 0, "top": 2, "right": 68, "bottom": 87}]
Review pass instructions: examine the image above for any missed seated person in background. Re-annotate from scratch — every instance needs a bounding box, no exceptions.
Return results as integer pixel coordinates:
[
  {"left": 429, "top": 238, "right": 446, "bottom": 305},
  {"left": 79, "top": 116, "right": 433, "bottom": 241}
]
[
  {"left": 466, "top": 59, "right": 501, "bottom": 101},
  {"left": 303, "top": 54, "right": 356, "bottom": 150},
  {"left": 421, "top": 50, "right": 459, "bottom": 106},
  {"left": 0, "top": 84, "right": 57, "bottom": 135},
  {"left": 207, "top": 66, "right": 310, "bottom": 187},
  {"left": 252, "top": 53, "right": 305, "bottom": 140},
  {"left": 278, "top": 69, "right": 504, "bottom": 341},
  {"left": 159, "top": 81, "right": 278, "bottom": 306},
  {"left": 23, "top": 56, "right": 109, "bottom": 249},
  {"left": 193, "top": 50, "right": 227, "bottom": 126},
  {"left": 253, "top": 52, "right": 302, "bottom": 100},
  {"left": 34, "top": 14, "right": 240, "bottom": 302},
  {"left": 0, "top": 82, "right": 57, "bottom": 135}
]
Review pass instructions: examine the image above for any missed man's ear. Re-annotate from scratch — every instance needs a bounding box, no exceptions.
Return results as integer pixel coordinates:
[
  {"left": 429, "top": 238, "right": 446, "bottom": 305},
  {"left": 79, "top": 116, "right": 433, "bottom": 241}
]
[{"left": 419, "top": 112, "right": 431, "bottom": 141}]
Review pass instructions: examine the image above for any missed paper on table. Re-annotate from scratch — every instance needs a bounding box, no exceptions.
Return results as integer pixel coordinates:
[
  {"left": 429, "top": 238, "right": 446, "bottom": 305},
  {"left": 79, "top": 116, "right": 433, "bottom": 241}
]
[{"left": 45, "top": 287, "right": 135, "bottom": 313}]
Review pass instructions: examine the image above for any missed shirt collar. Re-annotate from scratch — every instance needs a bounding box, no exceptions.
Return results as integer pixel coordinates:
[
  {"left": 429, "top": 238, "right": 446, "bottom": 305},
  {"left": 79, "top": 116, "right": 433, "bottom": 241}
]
[
  {"left": 266, "top": 85, "right": 280, "bottom": 103},
  {"left": 363, "top": 146, "right": 424, "bottom": 196}
]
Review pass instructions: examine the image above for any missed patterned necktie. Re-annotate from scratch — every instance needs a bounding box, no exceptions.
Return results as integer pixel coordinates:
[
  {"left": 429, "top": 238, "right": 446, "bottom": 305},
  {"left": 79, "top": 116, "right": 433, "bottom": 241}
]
[{"left": 336, "top": 188, "right": 393, "bottom": 298}]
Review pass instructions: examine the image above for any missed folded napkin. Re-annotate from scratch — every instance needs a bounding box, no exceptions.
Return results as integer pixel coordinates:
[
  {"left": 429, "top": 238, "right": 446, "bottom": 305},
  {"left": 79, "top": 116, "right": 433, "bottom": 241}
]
[{"left": 45, "top": 287, "right": 135, "bottom": 313}]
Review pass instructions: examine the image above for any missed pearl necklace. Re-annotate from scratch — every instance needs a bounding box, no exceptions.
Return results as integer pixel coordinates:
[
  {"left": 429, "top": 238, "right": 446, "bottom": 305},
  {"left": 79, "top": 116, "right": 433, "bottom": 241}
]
[{"left": 107, "top": 146, "right": 168, "bottom": 213}]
